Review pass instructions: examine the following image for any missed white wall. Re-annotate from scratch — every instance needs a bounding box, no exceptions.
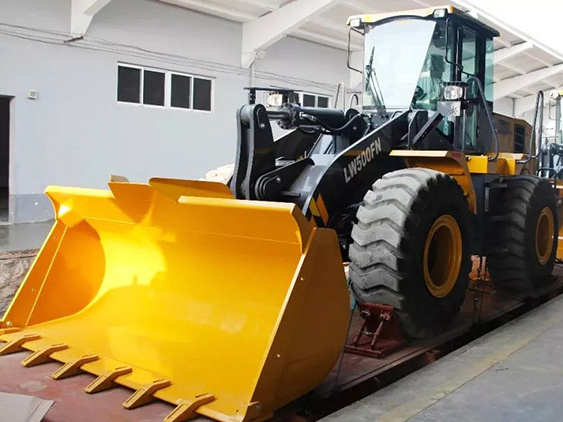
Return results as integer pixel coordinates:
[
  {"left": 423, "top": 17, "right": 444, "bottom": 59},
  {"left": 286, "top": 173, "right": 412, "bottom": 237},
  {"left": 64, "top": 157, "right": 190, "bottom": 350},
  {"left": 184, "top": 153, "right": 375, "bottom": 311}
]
[
  {"left": 493, "top": 97, "right": 513, "bottom": 117},
  {"left": 255, "top": 36, "right": 349, "bottom": 95},
  {"left": 0, "top": 0, "right": 350, "bottom": 222}
]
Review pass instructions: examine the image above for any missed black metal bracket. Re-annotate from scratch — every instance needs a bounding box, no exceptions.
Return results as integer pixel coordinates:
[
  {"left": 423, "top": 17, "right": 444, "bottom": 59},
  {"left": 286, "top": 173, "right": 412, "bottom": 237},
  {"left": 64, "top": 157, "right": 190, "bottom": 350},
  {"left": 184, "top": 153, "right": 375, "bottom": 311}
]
[
  {"left": 254, "top": 158, "right": 313, "bottom": 201},
  {"left": 230, "top": 104, "right": 276, "bottom": 199},
  {"left": 407, "top": 110, "right": 429, "bottom": 149},
  {"left": 410, "top": 111, "right": 444, "bottom": 147}
]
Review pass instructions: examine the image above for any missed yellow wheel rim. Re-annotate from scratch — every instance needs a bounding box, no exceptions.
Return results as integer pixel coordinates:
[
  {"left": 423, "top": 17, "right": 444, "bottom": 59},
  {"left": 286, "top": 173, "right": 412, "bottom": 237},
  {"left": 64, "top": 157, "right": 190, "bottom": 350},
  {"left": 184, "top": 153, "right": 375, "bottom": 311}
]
[
  {"left": 423, "top": 214, "right": 463, "bottom": 298},
  {"left": 536, "top": 207, "right": 554, "bottom": 265}
]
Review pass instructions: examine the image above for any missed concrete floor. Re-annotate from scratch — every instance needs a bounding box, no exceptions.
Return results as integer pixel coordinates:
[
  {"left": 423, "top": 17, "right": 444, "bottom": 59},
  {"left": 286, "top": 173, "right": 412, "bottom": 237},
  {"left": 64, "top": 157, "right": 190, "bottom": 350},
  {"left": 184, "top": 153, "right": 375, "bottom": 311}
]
[
  {"left": 0, "top": 221, "right": 53, "bottom": 252},
  {"left": 324, "top": 289, "right": 563, "bottom": 422}
]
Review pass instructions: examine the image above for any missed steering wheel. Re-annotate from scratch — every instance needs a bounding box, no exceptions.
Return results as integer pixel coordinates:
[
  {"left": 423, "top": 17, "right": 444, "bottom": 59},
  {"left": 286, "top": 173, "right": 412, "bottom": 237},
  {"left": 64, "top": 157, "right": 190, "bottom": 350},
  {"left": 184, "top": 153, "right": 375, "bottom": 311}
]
[{"left": 413, "top": 85, "right": 427, "bottom": 101}]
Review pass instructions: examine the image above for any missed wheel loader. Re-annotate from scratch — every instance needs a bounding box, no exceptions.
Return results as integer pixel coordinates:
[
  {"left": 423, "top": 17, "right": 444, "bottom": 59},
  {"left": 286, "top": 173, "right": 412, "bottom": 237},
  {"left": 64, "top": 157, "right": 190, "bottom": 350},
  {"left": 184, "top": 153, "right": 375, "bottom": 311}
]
[{"left": 0, "top": 6, "right": 560, "bottom": 422}]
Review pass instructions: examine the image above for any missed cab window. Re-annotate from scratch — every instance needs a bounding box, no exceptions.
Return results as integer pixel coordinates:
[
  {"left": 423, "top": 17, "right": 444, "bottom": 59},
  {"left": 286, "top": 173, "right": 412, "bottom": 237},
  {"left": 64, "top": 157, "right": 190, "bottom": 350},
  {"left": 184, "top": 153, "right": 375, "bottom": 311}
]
[{"left": 461, "top": 27, "right": 478, "bottom": 78}]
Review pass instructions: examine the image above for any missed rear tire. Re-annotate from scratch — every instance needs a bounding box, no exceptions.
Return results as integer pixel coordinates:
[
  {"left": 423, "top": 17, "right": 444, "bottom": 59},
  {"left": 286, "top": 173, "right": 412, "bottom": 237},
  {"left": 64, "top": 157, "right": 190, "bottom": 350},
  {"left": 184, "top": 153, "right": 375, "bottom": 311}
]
[
  {"left": 487, "top": 176, "right": 557, "bottom": 291},
  {"left": 349, "top": 169, "right": 471, "bottom": 339}
]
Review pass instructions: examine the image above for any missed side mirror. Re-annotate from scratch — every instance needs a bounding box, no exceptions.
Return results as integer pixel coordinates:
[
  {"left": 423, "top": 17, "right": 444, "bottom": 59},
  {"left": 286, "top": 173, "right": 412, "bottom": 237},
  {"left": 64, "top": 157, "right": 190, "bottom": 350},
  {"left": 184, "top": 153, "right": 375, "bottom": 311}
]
[{"left": 347, "top": 28, "right": 363, "bottom": 74}]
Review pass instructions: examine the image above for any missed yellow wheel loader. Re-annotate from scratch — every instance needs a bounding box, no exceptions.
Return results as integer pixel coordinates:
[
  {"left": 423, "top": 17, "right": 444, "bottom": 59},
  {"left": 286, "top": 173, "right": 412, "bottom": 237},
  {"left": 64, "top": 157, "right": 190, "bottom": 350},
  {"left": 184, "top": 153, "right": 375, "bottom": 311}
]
[{"left": 1, "top": 6, "right": 560, "bottom": 422}]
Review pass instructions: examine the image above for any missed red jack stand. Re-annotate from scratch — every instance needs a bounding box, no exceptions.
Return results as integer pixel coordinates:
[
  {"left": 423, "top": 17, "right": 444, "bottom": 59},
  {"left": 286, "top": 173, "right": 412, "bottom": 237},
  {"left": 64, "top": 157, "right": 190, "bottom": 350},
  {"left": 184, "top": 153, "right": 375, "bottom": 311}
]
[{"left": 345, "top": 303, "right": 405, "bottom": 358}]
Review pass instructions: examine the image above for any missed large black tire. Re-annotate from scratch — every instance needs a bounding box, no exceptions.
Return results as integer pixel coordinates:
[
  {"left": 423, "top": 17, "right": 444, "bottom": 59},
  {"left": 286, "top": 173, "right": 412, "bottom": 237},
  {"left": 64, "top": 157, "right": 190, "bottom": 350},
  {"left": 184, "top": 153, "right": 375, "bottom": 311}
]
[
  {"left": 349, "top": 168, "right": 471, "bottom": 339},
  {"left": 487, "top": 176, "right": 557, "bottom": 291}
]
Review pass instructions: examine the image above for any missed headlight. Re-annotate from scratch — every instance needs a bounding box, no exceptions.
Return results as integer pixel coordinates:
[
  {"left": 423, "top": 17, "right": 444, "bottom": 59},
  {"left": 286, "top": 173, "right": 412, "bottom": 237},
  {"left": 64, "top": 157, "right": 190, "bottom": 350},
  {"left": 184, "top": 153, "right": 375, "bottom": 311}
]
[
  {"left": 433, "top": 8, "right": 448, "bottom": 18},
  {"left": 443, "top": 85, "right": 465, "bottom": 101},
  {"left": 349, "top": 18, "right": 361, "bottom": 28}
]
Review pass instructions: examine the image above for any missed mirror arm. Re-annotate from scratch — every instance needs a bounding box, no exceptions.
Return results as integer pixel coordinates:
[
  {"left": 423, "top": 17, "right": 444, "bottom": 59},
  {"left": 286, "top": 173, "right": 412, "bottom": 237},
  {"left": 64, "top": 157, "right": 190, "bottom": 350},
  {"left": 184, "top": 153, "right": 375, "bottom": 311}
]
[{"left": 444, "top": 17, "right": 462, "bottom": 73}]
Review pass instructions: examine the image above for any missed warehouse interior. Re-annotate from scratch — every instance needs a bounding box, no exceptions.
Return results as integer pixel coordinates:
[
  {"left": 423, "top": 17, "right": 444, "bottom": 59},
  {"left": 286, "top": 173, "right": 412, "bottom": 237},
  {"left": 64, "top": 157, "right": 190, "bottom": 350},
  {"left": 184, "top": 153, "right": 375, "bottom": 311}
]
[{"left": 1, "top": 0, "right": 563, "bottom": 421}]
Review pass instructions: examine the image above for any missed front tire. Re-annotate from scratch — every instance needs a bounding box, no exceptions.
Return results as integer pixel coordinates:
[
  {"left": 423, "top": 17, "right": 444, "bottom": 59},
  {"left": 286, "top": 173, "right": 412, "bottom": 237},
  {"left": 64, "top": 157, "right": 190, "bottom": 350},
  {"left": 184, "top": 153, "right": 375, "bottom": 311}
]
[{"left": 349, "top": 168, "right": 471, "bottom": 339}]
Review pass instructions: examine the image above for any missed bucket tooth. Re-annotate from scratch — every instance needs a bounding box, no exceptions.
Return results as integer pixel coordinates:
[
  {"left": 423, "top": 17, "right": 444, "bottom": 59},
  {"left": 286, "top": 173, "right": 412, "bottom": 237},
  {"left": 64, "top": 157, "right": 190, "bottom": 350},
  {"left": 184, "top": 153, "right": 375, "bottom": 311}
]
[
  {"left": 0, "top": 328, "right": 22, "bottom": 336},
  {"left": 123, "top": 379, "right": 172, "bottom": 410},
  {"left": 163, "top": 394, "right": 215, "bottom": 422},
  {"left": 21, "top": 343, "right": 68, "bottom": 367},
  {"left": 52, "top": 354, "right": 99, "bottom": 380},
  {"left": 85, "top": 366, "right": 133, "bottom": 393},
  {"left": 245, "top": 402, "right": 267, "bottom": 421},
  {"left": 0, "top": 334, "right": 41, "bottom": 355}
]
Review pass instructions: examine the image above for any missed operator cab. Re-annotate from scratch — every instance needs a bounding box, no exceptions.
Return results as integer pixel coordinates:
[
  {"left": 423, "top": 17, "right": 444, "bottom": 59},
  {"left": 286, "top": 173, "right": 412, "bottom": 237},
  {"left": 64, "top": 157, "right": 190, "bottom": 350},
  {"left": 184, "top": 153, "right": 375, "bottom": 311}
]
[{"left": 348, "top": 6, "right": 499, "bottom": 154}]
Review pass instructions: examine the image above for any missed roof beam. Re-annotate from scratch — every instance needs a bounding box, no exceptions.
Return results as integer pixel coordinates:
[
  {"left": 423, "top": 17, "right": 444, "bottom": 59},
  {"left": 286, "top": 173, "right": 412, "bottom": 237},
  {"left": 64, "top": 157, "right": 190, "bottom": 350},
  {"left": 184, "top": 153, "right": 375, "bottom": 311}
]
[
  {"left": 453, "top": 0, "right": 563, "bottom": 62},
  {"left": 293, "top": 29, "right": 350, "bottom": 50},
  {"left": 495, "top": 37, "right": 512, "bottom": 48},
  {"left": 71, "top": 0, "right": 112, "bottom": 35},
  {"left": 242, "top": 0, "right": 344, "bottom": 68},
  {"left": 234, "top": 0, "right": 281, "bottom": 12},
  {"left": 514, "top": 89, "right": 560, "bottom": 116},
  {"left": 308, "top": 18, "right": 349, "bottom": 36},
  {"left": 160, "top": 0, "right": 255, "bottom": 22},
  {"left": 497, "top": 61, "right": 527, "bottom": 75},
  {"left": 493, "top": 64, "right": 563, "bottom": 100},
  {"left": 410, "top": 0, "right": 432, "bottom": 6},
  {"left": 343, "top": 1, "right": 370, "bottom": 14},
  {"left": 302, "top": 20, "right": 362, "bottom": 50},
  {"left": 494, "top": 42, "right": 533, "bottom": 64}
]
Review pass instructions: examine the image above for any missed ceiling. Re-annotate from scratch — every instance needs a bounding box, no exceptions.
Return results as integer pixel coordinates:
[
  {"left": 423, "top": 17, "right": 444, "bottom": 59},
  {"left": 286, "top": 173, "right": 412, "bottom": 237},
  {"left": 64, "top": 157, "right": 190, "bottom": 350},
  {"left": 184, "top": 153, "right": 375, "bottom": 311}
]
[{"left": 158, "top": 0, "right": 563, "bottom": 115}]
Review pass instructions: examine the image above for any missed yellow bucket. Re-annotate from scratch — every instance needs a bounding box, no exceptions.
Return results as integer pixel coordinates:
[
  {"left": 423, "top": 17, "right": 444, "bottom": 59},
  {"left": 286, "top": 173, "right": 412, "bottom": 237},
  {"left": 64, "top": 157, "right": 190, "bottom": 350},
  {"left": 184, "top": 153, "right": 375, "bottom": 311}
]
[{"left": 0, "top": 178, "right": 349, "bottom": 422}]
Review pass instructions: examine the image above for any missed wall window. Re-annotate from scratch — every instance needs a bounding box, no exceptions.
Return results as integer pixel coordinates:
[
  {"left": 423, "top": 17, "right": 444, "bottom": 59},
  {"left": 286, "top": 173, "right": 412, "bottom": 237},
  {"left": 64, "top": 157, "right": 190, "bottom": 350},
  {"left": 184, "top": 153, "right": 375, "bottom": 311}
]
[
  {"left": 193, "top": 78, "right": 212, "bottom": 111},
  {"left": 117, "top": 64, "right": 213, "bottom": 112},
  {"left": 299, "top": 93, "right": 331, "bottom": 108},
  {"left": 117, "top": 66, "right": 141, "bottom": 103},
  {"left": 171, "top": 74, "right": 191, "bottom": 109},
  {"left": 170, "top": 73, "right": 213, "bottom": 111},
  {"left": 143, "top": 70, "right": 165, "bottom": 106}
]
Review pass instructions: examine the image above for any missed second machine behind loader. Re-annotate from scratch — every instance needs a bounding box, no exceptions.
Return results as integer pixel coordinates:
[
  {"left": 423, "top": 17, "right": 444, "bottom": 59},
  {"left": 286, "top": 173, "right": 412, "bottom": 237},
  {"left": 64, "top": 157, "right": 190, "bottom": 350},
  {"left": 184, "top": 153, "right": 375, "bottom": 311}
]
[{"left": 1, "top": 6, "right": 560, "bottom": 422}]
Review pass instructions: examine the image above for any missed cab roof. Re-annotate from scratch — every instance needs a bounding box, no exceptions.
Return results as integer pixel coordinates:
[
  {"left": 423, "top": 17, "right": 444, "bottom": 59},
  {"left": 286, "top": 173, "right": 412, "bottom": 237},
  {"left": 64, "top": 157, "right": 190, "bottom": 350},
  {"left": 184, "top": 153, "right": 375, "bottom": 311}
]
[{"left": 347, "top": 5, "right": 499, "bottom": 38}]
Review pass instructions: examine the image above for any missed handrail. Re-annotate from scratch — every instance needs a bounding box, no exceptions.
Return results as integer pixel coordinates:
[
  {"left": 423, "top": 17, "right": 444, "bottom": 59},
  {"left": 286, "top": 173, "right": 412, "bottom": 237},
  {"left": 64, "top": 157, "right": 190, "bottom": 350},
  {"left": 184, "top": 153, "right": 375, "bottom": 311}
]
[
  {"left": 467, "top": 77, "right": 499, "bottom": 162},
  {"left": 334, "top": 82, "right": 345, "bottom": 109},
  {"left": 517, "top": 90, "right": 544, "bottom": 165},
  {"left": 349, "top": 93, "right": 360, "bottom": 108}
]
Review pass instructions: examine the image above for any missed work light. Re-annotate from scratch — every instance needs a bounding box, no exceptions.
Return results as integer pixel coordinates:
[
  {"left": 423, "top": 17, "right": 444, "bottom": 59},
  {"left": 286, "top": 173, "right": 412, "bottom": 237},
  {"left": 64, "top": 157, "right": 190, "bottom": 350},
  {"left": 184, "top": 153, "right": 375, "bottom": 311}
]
[{"left": 443, "top": 85, "right": 465, "bottom": 101}]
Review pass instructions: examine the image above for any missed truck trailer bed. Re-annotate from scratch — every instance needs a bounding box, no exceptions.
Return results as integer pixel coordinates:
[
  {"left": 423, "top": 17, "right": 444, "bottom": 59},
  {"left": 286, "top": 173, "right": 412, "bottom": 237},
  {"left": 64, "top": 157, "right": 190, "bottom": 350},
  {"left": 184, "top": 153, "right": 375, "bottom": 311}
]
[
  {"left": 324, "top": 269, "right": 563, "bottom": 421},
  {"left": 1, "top": 267, "right": 563, "bottom": 421}
]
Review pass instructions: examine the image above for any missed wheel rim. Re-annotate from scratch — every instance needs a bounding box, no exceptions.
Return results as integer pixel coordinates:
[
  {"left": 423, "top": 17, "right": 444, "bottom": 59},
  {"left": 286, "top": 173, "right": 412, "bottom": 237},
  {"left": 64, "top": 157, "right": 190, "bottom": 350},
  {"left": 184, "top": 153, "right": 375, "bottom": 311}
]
[
  {"left": 423, "top": 214, "right": 462, "bottom": 298},
  {"left": 536, "top": 207, "right": 554, "bottom": 265}
]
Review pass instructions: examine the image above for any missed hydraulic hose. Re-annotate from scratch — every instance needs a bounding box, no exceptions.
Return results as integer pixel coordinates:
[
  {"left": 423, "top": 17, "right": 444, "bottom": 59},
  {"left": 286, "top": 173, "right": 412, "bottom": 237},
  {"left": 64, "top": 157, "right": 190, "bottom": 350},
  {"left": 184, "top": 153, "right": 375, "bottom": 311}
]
[{"left": 299, "top": 112, "right": 365, "bottom": 133}]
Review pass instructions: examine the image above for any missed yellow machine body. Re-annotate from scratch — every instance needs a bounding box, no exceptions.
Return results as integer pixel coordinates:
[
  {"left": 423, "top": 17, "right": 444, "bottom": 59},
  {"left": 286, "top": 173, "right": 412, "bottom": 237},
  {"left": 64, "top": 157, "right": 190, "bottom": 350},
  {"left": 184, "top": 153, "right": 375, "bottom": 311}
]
[
  {"left": 0, "top": 179, "right": 350, "bottom": 422},
  {"left": 390, "top": 150, "right": 527, "bottom": 214}
]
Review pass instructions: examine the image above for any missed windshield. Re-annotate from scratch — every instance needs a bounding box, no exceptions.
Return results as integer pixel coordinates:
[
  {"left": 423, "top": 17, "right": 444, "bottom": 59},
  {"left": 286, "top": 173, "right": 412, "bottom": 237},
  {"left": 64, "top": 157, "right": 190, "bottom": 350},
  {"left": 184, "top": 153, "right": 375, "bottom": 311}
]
[{"left": 363, "top": 19, "right": 437, "bottom": 111}]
